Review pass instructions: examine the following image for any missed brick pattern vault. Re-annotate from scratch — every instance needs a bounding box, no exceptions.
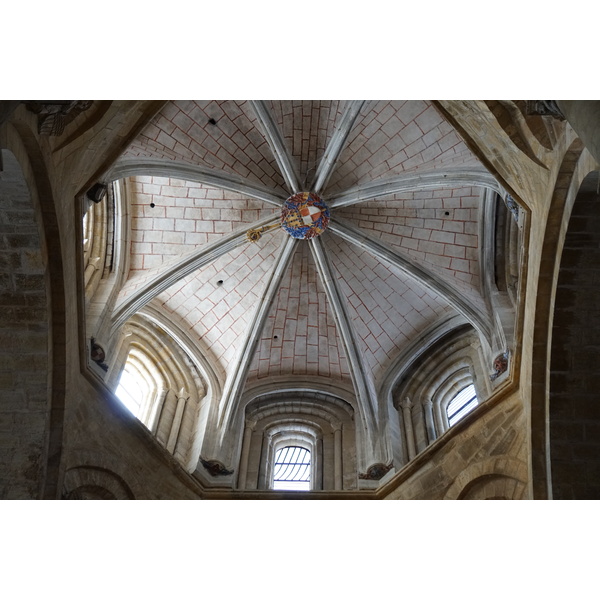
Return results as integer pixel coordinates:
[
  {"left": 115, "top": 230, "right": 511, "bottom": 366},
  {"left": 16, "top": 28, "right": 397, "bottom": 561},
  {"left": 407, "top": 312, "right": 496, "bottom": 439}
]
[{"left": 85, "top": 100, "right": 518, "bottom": 487}]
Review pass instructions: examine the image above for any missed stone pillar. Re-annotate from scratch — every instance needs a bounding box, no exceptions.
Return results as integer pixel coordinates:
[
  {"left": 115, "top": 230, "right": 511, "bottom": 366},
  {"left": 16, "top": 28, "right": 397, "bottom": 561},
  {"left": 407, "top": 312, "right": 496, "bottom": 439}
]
[
  {"left": 402, "top": 397, "right": 416, "bottom": 460},
  {"left": 333, "top": 423, "right": 343, "bottom": 491},
  {"left": 166, "top": 388, "right": 188, "bottom": 453},
  {"left": 257, "top": 432, "right": 271, "bottom": 490},
  {"left": 423, "top": 397, "right": 437, "bottom": 445},
  {"left": 150, "top": 388, "right": 168, "bottom": 435},
  {"left": 316, "top": 437, "right": 324, "bottom": 490},
  {"left": 237, "top": 420, "right": 256, "bottom": 490}
]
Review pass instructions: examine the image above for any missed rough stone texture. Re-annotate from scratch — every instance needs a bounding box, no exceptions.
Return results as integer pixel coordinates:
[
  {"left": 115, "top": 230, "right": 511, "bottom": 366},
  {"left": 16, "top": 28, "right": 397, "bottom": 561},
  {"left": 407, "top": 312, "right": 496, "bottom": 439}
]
[
  {"left": 550, "top": 190, "right": 600, "bottom": 499},
  {"left": 383, "top": 392, "right": 529, "bottom": 499},
  {"left": 62, "top": 377, "right": 203, "bottom": 499},
  {"left": 0, "top": 150, "right": 48, "bottom": 499}
]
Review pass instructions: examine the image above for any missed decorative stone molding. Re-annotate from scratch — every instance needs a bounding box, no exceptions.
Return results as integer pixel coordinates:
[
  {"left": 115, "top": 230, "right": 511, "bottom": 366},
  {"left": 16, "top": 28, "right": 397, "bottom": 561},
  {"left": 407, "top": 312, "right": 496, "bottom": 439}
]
[
  {"left": 90, "top": 337, "right": 109, "bottom": 372},
  {"left": 490, "top": 351, "right": 509, "bottom": 381},
  {"left": 25, "top": 101, "right": 93, "bottom": 135},
  {"left": 200, "top": 457, "right": 234, "bottom": 477},
  {"left": 86, "top": 182, "right": 108, "bottom": 204},
  {"left": 359, "top": 462, "right": 393, "bottom": 480},
  {"left": 525, "top": 101, "right": 565, "bottom": 120}
]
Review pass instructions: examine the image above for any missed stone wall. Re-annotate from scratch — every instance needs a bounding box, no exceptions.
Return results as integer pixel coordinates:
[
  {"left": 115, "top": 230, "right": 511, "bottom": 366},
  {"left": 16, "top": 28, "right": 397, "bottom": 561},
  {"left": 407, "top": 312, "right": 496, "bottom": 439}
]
[
  {"left": 0, "top": 150, "right": 49, "bottom": 498},
  {"left": 381, "top": 389, "right": 529, "bottom": 500},
  {"left": 550, "top": 183, "right": 600, "bottom": 498}
]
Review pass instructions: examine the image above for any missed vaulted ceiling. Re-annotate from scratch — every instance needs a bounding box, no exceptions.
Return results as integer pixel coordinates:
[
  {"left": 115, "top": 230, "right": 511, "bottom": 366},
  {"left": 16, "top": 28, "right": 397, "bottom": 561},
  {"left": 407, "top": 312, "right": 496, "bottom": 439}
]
[{"left": 106, "top": 100, "right": 501, "bottom": 450}]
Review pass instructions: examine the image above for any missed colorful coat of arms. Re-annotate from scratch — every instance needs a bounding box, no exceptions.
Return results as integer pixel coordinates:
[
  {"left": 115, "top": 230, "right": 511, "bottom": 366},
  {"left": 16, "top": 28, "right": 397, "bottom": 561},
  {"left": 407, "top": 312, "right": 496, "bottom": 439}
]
[{"left": 281, "top": 192, "right": 330, "bottom": 239}]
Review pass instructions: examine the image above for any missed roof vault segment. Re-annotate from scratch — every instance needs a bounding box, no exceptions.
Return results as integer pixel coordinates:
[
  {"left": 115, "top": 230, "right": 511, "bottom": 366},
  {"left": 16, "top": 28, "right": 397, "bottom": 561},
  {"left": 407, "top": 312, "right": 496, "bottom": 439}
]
[
  {"left": 311, "top": 100, "right": 365, "bottom": 195},
  {"left": 107, "top": 157, "right": 286, "bottom": 207},
  {"left": 309, "top": 235, "right": 381, "bottom": 463},
  {"left": 111, "top": 213, "right": 279, "bottom": 332},
  {"left": 328, "top": 168, "right": 501, "bottom": 209},
  {"left": 249, "top": 100, "right": 300, "bottom": 195},
  {"left": 328, "top": 217, "right": 494, "bottom": 343},
  {"left": 216, "top": 236, "right": 299, "bottom": 437}
]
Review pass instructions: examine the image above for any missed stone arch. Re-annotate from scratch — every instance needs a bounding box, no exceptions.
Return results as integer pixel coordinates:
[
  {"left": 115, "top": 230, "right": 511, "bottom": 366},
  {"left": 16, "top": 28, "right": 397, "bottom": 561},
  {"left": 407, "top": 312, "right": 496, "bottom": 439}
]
[
  {"left": 107, "top": 313, "right": 209, "bottom": 472},
  {"left": 0, "top": 116, "right": 69, "bottom": 498},
  {"left": 549, "top": 169, "right": 600, "bottom": 498},
  {"left": 484, "top": 101, "right": 548, "bottom": 168},
  {"left": 458, "top": 473, "right": 526, "bottom": 500},
  {"left": 530, "top": 139, "right": 596, "bottom": 499},
  {"left": 391, "top": 324, "right": 488, "bottom": 464},
  {"left": 444, "top": 456, "right": 528, "bottom": 499},
  {"left": 238, "top": 390, "right": 356, "bottom": 491},
  {"left": 63, "top": 465, "right": 135, "bottom": 499}
]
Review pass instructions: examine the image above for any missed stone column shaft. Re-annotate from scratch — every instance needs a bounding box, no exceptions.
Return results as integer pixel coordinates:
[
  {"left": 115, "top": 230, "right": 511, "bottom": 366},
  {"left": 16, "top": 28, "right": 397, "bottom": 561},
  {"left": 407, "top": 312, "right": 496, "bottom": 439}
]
[
  {"left": 237, "top": 422, "right": 255, "bottom": 490},
  {"left": 333, "top": 426, "right": 343, "bottom": 491},
  {"left": 402, "top": 397, "right": 416, "bottom": 460}
]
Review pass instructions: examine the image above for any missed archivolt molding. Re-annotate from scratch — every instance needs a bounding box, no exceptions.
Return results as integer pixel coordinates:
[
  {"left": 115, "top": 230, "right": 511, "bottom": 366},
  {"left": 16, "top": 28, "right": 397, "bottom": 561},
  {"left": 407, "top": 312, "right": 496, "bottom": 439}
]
[
  {"left": 246, "top": 391, "right": 355, "bottom": 425},
  {"left": 390, "top": 324, "right": 487, "bottom": 463},
  {"left": 107, "top": 312, "right": 208, "bottom": 471},
  {"left": 239, "top": 390, "right": 357, "bottom": 491},
  {"left": 240, "top": 376, "right": 358, "bottom": 412},
  {"left": 139, "top": 303, "right": 225, "bottom": 395}
]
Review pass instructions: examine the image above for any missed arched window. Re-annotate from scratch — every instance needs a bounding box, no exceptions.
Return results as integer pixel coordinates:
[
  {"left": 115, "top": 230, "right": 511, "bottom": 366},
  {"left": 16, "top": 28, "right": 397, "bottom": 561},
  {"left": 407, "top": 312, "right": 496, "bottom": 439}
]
[
  {"left": 447, "top": 384, "right": 478, "bottom": 426},
  {"left": 115, "top": 348, "right": 164, "bottom": 428},
  {"left": 272, "top": 446, "right": 311, "bottom": 491}
]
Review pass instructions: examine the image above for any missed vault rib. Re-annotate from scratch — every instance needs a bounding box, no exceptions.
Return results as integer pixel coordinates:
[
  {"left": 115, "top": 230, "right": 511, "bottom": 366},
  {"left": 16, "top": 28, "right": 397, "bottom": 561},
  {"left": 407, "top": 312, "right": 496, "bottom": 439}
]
[
  {"left": 328, "top": 168, "right": 501, "bottom": 209},
  {"left": 111, "top": 213, "right": 279, "bottom": 332},
  {"left": 216, "top": 236, "right": 298, "bottom": 436},
  {"left": 309, "top": 235, "right": 380, "bottom": 463},
  {"left": 107, "top": 157, "right": 286, "bottom": 207},
  {"left": 311, "top": 100, "right": 365, "bottom": 195},
  {"left": 328, "top": 217, "right": 494, "bottom": 343},
  {"left": 250, "top": 100, "right": 300, "bottom": 195}
]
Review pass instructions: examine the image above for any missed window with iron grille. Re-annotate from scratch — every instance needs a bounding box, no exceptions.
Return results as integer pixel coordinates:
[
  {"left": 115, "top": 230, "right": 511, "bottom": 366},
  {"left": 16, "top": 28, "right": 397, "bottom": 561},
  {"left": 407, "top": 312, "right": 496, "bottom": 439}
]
[
  {"left": 447, "top": 384, "right": 478, "bottom": 426},
  {"left": 272, "top": 446, "right": 311, "bottom": 491}
]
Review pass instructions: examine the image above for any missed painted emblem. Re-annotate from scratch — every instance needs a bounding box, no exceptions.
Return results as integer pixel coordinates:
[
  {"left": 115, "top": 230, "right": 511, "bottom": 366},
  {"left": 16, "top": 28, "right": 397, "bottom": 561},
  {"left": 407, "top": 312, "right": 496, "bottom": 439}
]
[{"left": 281, "top": 192, "right": 330, "bottom": 239}]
